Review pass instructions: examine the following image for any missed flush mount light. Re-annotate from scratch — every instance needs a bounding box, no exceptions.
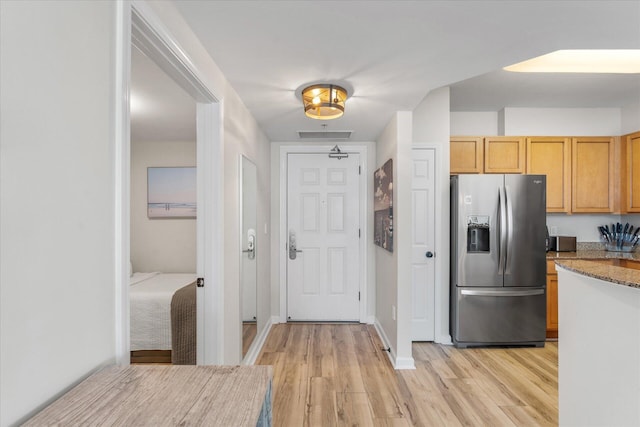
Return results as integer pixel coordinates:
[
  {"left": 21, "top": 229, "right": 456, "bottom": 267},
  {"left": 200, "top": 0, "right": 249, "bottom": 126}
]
[
  {"left": 301, "top": 84, "right": 348, "bottom": 120},
  {"left": 504, "top": 50, "right": 640, "bottom": 73}
]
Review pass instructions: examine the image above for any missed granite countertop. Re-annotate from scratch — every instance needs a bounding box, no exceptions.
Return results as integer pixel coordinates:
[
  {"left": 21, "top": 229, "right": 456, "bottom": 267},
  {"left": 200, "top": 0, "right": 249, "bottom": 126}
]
[
  {"left": 553, "top": 259, "right": 640, "bottom": 289},
  {"left": 547, "top": 250, "right": 640, "bottom": 261},
  {"left": 547, "top": 246, "right": 640, "bottom": 289}
]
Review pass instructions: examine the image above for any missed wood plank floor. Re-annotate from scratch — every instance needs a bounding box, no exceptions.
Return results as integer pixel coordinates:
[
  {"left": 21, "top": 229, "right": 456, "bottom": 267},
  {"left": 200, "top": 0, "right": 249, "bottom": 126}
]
[{"left": 256, "top": 323, "right": 558, "bottom": 426}]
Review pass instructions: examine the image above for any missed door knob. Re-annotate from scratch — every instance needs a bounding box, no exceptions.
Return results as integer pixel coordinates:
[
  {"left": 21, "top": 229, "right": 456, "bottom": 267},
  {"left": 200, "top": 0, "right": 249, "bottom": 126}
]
[
  {"left": 289, "top": 230, "right": 303, "bottom": 260},
  {"left": 243, "top": 229, "right": 256, "bottom": 260},
  {"left": 426, "top": 251, "right": 434, "bottom": 258}
]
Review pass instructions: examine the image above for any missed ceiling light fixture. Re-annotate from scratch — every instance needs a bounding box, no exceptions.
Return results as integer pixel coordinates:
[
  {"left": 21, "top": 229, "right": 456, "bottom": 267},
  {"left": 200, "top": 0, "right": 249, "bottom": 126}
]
[
  {"left": 504, "top": 49, "right": 640, "bottom": 73},
  {"left": 301, "top": 84, "right": 348, "bottom": 120}
]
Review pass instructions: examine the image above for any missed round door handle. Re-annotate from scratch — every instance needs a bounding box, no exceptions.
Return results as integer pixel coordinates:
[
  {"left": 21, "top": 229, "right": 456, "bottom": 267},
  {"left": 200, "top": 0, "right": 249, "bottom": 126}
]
[{"left": 426, "top": 251, "right": 434, "bottom": 258}]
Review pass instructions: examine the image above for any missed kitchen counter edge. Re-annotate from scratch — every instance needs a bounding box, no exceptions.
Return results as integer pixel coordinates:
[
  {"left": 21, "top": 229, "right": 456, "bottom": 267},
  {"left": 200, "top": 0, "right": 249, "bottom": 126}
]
[{"left": 549, "top": 250, "right": 640, "bottom": 289}]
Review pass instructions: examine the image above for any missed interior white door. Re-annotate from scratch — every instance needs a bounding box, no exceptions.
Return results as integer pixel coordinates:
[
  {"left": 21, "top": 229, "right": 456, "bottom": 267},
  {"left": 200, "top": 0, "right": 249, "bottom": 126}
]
[
  {"left": 287, "top": 153, "right": 360, "bottom": 321},
  {"left": 411, "top": 148, "right": 436, "bottom": 341}
]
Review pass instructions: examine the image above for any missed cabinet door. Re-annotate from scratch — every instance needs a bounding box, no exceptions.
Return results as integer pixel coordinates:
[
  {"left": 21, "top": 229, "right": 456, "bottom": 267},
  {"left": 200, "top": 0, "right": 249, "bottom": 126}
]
[
  {"left": 626, "top": 132, "right": 640, "bottom": 212},
  {"left": 572, "top": 137, "right": 615, "bottom": 213},
  {"left": 484, "top": 136, "right": 525, "bottom": 173},
  {"left": 527, "top": 137, "right": 571, "bottom": 213},
  {"left": 450, "top": 137, "right": 483, "bottom": 174}
]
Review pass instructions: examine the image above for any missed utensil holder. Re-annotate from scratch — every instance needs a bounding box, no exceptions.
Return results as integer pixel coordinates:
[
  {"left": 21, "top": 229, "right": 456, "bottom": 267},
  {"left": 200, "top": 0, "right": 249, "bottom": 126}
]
[{"left": 604, "top": 243, "right": 637, "bottom": 252}]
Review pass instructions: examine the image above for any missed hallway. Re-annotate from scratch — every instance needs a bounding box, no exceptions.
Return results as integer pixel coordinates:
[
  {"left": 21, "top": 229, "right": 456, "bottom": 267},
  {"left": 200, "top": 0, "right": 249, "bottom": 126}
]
[{"left": 256, "top": 323, "right": 558, "bottom": 426}]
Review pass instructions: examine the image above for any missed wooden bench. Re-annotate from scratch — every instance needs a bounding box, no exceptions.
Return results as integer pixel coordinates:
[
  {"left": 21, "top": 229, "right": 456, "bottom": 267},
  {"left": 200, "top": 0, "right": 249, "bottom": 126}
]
[{"left": 24, "top": 365, "right": 272, "bottom": 426}]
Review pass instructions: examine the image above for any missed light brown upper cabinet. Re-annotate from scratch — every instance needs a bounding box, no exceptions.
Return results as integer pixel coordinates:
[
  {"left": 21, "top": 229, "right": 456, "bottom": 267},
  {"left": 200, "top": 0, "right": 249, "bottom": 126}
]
[
  {"left": 450, "top": 137, "right": 483, "bottom": 174},
  {"left": 571, "top": 137, "right": 615, "bottom": 213},
  {"left": 526, "top": 137, "right": 571, "bottom": 213},
  {"left": 625, "top": 131, "right": 640, "bottom": 212},
  {"left": 484, "top": 136, "right": 526, "bottom": 173}
]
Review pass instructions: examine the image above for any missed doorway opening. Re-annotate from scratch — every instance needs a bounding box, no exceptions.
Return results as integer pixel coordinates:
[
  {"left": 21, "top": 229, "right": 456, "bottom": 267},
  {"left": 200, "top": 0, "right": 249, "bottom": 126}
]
[{"left": 115, "top": 3, "right": 224, "bottom": 365}]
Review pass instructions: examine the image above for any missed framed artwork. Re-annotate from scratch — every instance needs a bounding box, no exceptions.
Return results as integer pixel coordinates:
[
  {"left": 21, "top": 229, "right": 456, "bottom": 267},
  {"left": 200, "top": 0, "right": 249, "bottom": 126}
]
[
  {"left": 374, "top": 159, "right": 393, "bottom": 252},
  {"left": 147, "top": 167, "right": 196, "bottom": 218}
]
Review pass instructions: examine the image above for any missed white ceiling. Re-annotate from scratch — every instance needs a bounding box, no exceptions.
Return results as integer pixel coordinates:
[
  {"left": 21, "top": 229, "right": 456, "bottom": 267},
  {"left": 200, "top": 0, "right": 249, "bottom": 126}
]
[{"left": 131, "top": 1, "right": 640, "bottom": 143}]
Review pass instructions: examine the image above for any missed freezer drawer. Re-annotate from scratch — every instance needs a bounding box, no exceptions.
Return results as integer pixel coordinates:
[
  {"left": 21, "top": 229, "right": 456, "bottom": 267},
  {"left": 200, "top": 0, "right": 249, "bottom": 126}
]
[{"left": 452, "top": 287, "right": 546, "bottom": 347}]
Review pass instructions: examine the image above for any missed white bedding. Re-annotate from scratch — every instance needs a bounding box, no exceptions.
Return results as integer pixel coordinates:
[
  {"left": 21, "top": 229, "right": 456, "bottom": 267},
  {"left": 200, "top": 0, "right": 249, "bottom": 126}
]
[{"left": 129, "top": 272, "right": 197, "bottom": 351}]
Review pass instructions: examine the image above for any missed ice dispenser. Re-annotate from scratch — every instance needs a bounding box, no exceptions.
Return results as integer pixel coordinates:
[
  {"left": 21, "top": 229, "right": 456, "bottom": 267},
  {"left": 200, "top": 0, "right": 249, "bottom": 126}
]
[{"left": 467, "top": 215, "right": 490, "bottom": 252}]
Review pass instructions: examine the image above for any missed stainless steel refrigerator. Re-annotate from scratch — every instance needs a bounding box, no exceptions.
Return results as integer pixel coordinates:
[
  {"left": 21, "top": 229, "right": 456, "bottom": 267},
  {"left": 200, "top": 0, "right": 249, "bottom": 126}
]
[{"left": 450, "top": 174, "right": 547, "bottom": 348}]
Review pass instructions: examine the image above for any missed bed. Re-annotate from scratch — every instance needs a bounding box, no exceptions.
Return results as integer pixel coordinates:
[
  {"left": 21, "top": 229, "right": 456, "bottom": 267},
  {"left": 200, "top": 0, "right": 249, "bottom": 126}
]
[{"left": 129, "top": 272, "right": 197, "bottom": 364}]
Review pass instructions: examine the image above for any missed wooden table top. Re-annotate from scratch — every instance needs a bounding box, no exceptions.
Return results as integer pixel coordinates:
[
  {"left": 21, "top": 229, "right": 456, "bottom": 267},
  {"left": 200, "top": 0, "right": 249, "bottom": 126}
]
[{"left": 24, "top": 365, "right": 272, "bottom": 426}]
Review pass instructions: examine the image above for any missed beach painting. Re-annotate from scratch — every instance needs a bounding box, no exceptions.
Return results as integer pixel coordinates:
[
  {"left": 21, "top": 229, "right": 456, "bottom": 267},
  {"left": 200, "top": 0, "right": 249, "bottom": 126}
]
[{"left": 147, "top": 167, "right": 197, "bottom": 218}]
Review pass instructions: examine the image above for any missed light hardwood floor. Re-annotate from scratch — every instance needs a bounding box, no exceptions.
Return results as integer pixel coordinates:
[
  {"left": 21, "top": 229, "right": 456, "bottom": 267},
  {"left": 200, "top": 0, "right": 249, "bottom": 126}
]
[{"left": 256, "top": 323, "right": 558, "bottom": 426}]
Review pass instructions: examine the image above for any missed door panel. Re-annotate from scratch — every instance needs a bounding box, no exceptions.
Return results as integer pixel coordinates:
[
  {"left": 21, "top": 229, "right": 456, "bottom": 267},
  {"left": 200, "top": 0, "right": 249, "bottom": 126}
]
[
  {"left": 454, "top": 288, "right": 546, "bottom": 345},
  {"left": 503, "top": 174, "right": 547, "bottom": 287},
  {"left": 454, "top": 174, "right": 503, "bottom": 287},
  {"left": 287, "top": 153, "right": 360, "bottom": 321},
  {"left": 411, "top": 148, "right": 435, "bottom": 341}
]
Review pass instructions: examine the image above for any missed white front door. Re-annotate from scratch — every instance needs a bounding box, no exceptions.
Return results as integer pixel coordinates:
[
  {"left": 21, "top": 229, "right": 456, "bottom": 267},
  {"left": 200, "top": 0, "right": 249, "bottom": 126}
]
[
  {"left": 287, "top": 153, "right": 360, "bottom": 321},
  {"left": 411, "top": 148, "right": 436, "bottom": 341}
]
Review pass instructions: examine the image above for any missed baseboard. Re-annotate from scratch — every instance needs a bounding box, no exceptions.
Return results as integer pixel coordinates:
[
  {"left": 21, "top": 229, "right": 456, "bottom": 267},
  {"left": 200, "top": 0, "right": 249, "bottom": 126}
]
[
  {"left": 242, "top": 316, "right": 276, "bottom": 365},
  {"left": 365, "top": 315, "right": 375, "bottom": 325},
  {"left": 373, "top": 318, "right": 416, "bottom": 370},
  {"left": 373, "top": 318, "right": 398, "bottom": 368},
  {"left": 436, "top": 333, "right": 453, "bottom": 345},
  {"left": 395, "top": 357, "right": 416, "bottom": 370}
]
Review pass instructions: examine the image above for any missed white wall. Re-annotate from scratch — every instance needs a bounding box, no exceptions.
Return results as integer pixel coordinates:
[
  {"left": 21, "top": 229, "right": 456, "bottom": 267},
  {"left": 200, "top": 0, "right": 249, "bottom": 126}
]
[
  {"left": 412, "top": 87, "right": 452, "bottom": 345},
  {"left": 502, "top": 107, "right": 621, "bottom": 136},
  {"left": 452, "top": 107, "right": 624, "bottom": 137},
  {"left": 146, "top": 1, "right": 271, "bottom": 364},
  {"left": 222, "top": 85, "right": 271, "bottom": 363},
  {"left": 375, "top": 116, "right": 400, "bottom": 357},
  {"left": 621, "top": 101, "right": 640, "bottom": 135},
  {"left": 130, "top": 140, "right": 196, "bottom": 273},
  {"left": 0, "top": 2, "right": 117, "bottom": 426},
  {"left": 450, "top": 111, "right": 498, "bottom": 136},
  {"left": 547, "top": 214, "right": 621, "bottom": 242}
]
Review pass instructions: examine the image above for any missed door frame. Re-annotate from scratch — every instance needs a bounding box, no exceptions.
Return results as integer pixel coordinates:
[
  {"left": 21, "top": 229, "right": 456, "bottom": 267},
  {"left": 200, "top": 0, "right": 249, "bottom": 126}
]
[
  {"left": 278, "top": 145, "right": 369, "bottom": 323},
  {"left": 114, "top": 1, "right": 225, "bottom": 365}
]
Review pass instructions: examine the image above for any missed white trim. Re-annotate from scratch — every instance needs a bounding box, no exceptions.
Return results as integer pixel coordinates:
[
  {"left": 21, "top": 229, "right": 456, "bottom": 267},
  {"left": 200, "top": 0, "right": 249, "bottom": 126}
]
[
  {"left": 130, "top": 1, "right": 215, "bottom": 102},
  {"left": 278, "top": 145, "right": 369, "bottom": 323},
  {"left": 116, "top": 1, "right": 224, "bottom": 366},
  {"left": 114, "top": 0, "right": 132, "bottom": 366},
  {"left": 412, "top": 143, "right": 452, "bottom": 345},
  {"left": 373, "top": 318, "right": 395, "bottom": 366},
  {"left": 395, "top": 357, "right": 417, "bottom": 370},
  {"left": 242, "top": 316, "right": 276, "bottom": 366},
  {"left": 238, "top": 154, "right": 245, "bottom": 360},
  {"left": 198, "top": 102, "right": 225, "bottom": 364},
  {"left": 374, "top": 318, "right": 416, "bottom": 370}
]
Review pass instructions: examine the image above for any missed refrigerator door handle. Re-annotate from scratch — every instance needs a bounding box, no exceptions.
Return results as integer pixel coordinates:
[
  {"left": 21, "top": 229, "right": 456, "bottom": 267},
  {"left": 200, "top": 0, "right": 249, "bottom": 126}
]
[
  {"left": 498, "top": 186, "right": 507, "bottom": 274},
  {"left": 461, "top": 289, "right": 544, "bottom": 297},
  {"left": 505, "top": 185, "right": 514, "bottom": 274}
]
